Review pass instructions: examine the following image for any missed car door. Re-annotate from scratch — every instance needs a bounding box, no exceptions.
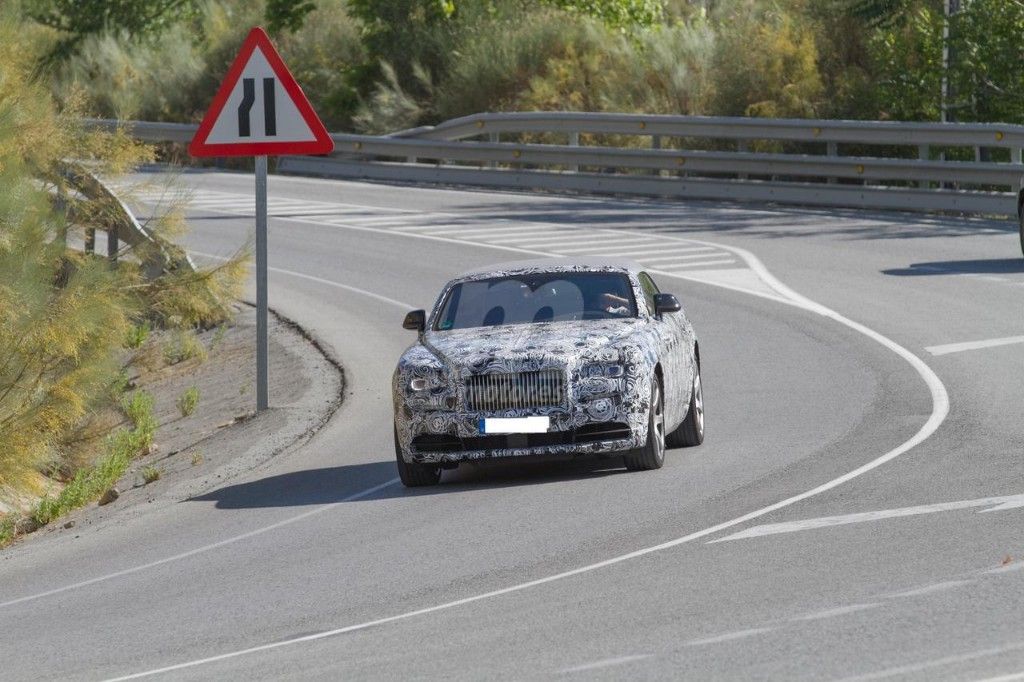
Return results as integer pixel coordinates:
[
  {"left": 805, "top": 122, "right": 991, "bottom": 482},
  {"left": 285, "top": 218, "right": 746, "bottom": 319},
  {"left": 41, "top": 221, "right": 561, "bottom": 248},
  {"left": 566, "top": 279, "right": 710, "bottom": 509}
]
[{"left": 638, "top": 272, "right": 690, "bottom": 425}]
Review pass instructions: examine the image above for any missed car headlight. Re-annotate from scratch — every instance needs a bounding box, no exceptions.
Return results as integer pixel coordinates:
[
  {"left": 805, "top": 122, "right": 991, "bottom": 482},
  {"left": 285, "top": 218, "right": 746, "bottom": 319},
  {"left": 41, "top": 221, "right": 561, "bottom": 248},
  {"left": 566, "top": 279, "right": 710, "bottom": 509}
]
[
  {"left": 581, "top": 363, "right": 625, "bottom": 379},
  {"left": 408, "top": 368, "right": 448, "bottom": 392}
]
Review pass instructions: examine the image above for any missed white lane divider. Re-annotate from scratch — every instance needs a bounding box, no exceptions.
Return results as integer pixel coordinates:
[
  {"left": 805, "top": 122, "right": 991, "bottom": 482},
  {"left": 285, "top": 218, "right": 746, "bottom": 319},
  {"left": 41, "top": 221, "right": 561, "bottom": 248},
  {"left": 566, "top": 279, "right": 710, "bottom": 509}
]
[
  {"left": 684, "top": 627, "right": 775, "bottom": 647},
  {"left": 558, "top": 654, "right": 652, "bottom": 674},
  {"left": 831, "top": 642, "right": 1024, "bottom": 682},
  {"left": 926, "top": 335, "right": 1024, "bottom": 356},
  {"left": 709, "top": 492, "right": 1024, "bottom": 543},
  {"left": 104, "top": 211, "right": 950, "bottom": 680}
]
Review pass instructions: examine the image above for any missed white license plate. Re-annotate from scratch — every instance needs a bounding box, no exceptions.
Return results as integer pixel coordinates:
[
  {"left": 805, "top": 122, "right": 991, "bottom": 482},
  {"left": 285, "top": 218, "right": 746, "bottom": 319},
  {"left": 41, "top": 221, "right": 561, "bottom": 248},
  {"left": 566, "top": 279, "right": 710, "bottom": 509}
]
[{"left": 479, "top": 416, "right": 550, "bottom": 434}]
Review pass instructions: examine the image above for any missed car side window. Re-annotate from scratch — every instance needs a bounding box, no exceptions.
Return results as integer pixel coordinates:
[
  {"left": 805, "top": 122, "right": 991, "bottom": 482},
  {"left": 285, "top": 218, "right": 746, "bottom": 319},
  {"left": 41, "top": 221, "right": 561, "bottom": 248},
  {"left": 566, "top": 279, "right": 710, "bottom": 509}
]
[{"left": 638, "top": 272, "right": 659, "bottom": 316}]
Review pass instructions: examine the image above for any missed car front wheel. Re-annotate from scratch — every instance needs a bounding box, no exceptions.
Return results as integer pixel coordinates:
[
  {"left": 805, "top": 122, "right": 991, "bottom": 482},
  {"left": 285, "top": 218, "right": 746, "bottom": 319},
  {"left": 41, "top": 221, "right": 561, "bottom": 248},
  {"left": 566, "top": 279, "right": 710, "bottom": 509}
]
[
  {"left": 394, "top": 427, "right": 441, "bottom": 487},
  {"left": 624, "top": 379, "right": 666, "bottom": 471},
  {"left": 668, "top": 365, "right": 704, "bottom": 447}
]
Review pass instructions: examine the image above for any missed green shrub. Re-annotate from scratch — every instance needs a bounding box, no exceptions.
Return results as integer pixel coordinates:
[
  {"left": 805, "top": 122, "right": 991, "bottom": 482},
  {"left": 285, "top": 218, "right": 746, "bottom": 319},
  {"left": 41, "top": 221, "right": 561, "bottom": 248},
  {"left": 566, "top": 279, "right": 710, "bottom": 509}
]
[
  {"left": 163, "top": 330, "right": 207, "bottom": 365},
  {"left": 125, "top": 321, "right": 151, "bottom": 349},
  {"left": 177, "top": 386, "right": 200, "bottom": 418},
  {"left": 140, "top": 465, "right": 161, "bottom": 484}
]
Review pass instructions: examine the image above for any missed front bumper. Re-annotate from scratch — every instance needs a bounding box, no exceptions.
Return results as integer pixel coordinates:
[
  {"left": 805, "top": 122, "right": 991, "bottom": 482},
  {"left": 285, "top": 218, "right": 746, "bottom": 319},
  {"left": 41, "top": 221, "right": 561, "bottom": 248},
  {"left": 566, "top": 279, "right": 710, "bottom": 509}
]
[{"left": 407, "top": 419, "right": 641, "bottom": 464}]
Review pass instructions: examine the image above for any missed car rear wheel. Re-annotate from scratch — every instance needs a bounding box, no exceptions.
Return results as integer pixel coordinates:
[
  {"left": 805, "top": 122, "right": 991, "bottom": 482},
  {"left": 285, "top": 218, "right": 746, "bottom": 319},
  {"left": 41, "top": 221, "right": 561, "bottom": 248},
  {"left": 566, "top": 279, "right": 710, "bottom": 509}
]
[
  {"left": 668, "top": 366, "right": 704, "bottom": 448},
  {"left": 394, "top": 427, "right": 441, "bottom": 487},
  {"left": 624, "top": 379, "right": 666, "bottom": 471}
]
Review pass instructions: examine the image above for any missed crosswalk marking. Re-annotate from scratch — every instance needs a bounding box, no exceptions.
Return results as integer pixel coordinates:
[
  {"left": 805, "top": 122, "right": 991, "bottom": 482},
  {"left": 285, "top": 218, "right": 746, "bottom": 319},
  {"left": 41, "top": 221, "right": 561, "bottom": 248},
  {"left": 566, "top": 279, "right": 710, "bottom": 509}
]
[
  {"left": 657, "top": 258, "right": 736, "bottom": 269},
  {"left": 126, "top": 187, "right": 741, "bottom": 272},
  {"left": 633, "top": 250, "right": 717, "bottom": 263}
]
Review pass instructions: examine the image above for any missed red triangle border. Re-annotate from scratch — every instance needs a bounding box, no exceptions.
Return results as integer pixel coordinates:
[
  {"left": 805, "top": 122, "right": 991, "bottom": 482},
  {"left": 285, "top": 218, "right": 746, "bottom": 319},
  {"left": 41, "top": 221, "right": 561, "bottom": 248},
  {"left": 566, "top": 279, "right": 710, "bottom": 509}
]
[{"left": 189, "top": 27, "right": 334, "bottom": 157}]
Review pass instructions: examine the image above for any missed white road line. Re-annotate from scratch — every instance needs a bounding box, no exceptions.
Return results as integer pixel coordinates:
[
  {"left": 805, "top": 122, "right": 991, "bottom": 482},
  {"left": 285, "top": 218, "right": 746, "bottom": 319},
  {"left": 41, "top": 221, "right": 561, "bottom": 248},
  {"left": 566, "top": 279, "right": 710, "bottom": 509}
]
[
  {"left": 926, "top": 335, "right": 1024, "bottom": 356},
  {"left": 386, "top": 221, "right": 472, "bottom": 232},
  {"left": 791, "top": 603, "right": 881, "bottom": 621},
  {"left": 0, "top": 476, "right": 399, "bottom": 610},
  {"left": 657, "top": 258, "right": 736, "bottom": 269},
  {"left": 883, "top": 579, "right": 974, "bottom": 599},
  {"left": 971, "top": 671, "right": 1024, "bottom": 682},
  {"left": 832, "top": 642, "right": 1024, "bottom": 682},
  {"left": 563, "top": 246, "right": 709, "bottom": 259},
  {"left": 556, "top": 241, "right": 673, "bottom": 254},
  {"left": 558, "top": 655, "right": 651, "bottom": 674},
  {"left": 484, "top": 230, "right": 570, "bottom": 243},
  {"left": 685, "top": 628, "right": 774, "bottom": 646},
  {"left": 643, "top": 252, "right": 731, "bottom": 262},
  {"left": 710, "top": 493, "right": 1024, "bottom": 543},
  {"left": 424, "top": 225, "right": 529, "bottom": 237},
  {"left": 635, "top": 250, "right": 718, "bottom": 263},
  {"left": 105, "top": 202, "right": 950, "bottom": 681}
]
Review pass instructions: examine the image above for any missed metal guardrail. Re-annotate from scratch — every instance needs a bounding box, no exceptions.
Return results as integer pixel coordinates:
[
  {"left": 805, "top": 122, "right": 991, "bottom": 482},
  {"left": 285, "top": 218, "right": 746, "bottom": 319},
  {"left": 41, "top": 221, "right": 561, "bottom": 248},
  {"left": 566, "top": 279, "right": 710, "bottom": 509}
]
[
  {"left": 59, "top": 160, "right": 195, "bottom": 277},
  {"left": 87, "top": 114, "right": 1024, "bottom": 217}
]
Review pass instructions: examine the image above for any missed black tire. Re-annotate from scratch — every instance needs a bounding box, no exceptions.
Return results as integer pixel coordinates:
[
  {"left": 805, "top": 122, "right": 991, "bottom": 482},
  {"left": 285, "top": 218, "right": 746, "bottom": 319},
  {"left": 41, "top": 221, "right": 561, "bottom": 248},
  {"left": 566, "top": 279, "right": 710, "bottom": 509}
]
[
  {"left": 394, "top": 427, "right": 440, "bottom": 487},
  {"left": 668, "top": 365, "right": 704, "bottom": 448},
  {"left": 624, "top": 379, "right": 666, "bottom": 471},
  {"left": 1019, "top": 202, "right": 1024, "bottom": 258}
]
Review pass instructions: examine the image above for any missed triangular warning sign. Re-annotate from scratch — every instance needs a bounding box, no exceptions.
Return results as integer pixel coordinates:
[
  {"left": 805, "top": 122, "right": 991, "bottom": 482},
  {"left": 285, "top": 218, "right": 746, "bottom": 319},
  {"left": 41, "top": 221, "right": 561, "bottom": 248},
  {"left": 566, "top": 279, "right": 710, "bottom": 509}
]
[{"left": 189, "top": 27, "right": 334, "bottom": 157}]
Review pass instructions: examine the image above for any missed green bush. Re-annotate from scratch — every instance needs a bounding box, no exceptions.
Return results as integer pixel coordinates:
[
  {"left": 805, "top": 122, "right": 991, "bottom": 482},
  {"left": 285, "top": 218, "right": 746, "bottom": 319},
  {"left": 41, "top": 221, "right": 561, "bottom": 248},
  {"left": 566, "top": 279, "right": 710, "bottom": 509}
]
[{"left": 177, "top": 386, "right": 200, "bottom": 418}]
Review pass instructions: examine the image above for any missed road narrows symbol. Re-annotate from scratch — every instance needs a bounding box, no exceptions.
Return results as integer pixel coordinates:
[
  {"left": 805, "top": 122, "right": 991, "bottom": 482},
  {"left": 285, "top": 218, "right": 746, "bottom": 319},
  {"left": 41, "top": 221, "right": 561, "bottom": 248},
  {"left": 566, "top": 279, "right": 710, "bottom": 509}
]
[
  {"left": 237, "top": 78, "right": 278, "bottom": 138},
  {"left": 238, "top": 78, "right": 255, "bottom": 137},
  {"left": 263, "top": 78, "right": 276, "bottom": 136}
]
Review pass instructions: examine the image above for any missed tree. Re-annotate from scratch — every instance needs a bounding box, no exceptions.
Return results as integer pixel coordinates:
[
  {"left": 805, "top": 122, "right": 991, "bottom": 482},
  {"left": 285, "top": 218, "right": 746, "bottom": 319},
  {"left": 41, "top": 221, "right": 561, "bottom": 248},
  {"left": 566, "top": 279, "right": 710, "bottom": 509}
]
[
  {"left": 265, "top": 0, "right": 318, "bottom": 34},
  {"left": 26, "top": 0, "right": 199, "bottom": 62}
]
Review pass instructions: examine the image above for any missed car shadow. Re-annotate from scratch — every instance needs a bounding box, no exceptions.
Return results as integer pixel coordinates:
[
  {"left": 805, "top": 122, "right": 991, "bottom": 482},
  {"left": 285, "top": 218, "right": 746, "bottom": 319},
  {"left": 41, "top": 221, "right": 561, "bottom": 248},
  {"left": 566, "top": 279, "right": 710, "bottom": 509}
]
[
  {"left": 191, "top": 457, "right": 628, "bottom": 509},
  {"left": 882, "top": 258, "right": 1024, "bottom": 276}
]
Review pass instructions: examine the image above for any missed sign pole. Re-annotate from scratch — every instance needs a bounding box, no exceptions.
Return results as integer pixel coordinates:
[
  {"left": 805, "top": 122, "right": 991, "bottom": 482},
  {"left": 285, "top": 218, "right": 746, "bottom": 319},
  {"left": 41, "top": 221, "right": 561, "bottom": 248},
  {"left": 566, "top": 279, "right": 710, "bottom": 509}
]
[
  {"left": 255, "top": 154, "right": 269, "bottom": 412},
  {"left": 187, "top": 26, "right": 334, "bottom": 415}
]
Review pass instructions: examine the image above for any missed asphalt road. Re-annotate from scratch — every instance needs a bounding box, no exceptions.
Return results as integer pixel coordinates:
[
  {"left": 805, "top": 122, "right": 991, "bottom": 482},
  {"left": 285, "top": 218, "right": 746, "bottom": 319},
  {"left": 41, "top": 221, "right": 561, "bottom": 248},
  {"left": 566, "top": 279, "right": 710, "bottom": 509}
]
[{"left": 2, "top": 169, "right": 1022, "bottom": 681}]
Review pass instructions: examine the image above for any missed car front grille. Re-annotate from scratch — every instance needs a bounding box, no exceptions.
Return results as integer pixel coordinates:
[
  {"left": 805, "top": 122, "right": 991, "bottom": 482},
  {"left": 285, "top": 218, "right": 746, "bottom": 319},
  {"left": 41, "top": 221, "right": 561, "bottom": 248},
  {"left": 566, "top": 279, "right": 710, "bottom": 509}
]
[{"left": 464, "top": 369, "right": 565, "bottom": 412}]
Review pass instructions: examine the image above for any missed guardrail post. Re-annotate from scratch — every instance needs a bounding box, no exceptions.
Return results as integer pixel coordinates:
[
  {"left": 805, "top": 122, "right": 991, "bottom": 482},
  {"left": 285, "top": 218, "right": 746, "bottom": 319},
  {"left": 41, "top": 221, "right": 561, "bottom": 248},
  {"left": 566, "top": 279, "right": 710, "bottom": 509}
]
[
  {"left": 651, "top": 135, "right": 661, "bottom": 176},
  {"left": 107, "top": 226, "right": 119, "bottom": 263},
  {"left": 85, "top": 228, "right": 95, "bottom": 254},
  {"left": 919, "top": 144, "right": 929, "bottom": 188},
  {"left": 569, "top": 131, "right": 579, "bottom": 173},
  {"left": 737, "top": 140, "right": 748, "bottom": 180},
  {"left": 488, "top": 132, "right": 498, "bottom": 169},
  {"left": 1013, "top": 147, "right": 1023, "bottom": 164},
  {"left": 827, "top": 141, "right": 838, "bottom": 184}
]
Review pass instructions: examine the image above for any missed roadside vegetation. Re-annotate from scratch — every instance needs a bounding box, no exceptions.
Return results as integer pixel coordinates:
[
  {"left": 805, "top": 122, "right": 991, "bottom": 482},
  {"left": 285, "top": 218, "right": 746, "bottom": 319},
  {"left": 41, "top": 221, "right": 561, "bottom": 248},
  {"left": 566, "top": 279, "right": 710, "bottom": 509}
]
[
  {"left": 17, "top": 0, "right": 1024, "bottom": 133},
  {"left": 0, "top": 7, "right": 245, "bottom": 546}
]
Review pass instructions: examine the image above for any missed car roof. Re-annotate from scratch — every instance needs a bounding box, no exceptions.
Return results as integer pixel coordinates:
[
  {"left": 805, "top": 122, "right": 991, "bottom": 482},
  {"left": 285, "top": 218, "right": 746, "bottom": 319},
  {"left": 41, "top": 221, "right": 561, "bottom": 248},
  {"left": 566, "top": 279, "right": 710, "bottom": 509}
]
[{"left": 454, "top": 257, "right": 645, "bottom": 282}]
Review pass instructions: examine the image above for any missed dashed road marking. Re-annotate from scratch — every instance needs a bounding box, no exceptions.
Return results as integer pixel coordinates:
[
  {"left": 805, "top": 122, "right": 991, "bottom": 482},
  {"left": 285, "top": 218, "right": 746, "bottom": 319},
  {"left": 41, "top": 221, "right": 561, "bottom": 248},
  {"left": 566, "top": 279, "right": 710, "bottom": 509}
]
[{"left": 558, "top": 655, "right": 651, "bottom": 674}]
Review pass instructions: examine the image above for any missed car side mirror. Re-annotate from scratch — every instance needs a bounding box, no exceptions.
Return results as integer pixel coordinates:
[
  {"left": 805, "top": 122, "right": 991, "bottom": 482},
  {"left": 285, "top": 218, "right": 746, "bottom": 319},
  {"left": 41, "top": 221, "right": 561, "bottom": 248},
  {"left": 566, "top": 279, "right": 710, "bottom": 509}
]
[
  {"left": 654, "top": 293, "right": 682, "bottom": 315},
  {"left": 403, "top": 309, "right": 426, "bottom": 332}
]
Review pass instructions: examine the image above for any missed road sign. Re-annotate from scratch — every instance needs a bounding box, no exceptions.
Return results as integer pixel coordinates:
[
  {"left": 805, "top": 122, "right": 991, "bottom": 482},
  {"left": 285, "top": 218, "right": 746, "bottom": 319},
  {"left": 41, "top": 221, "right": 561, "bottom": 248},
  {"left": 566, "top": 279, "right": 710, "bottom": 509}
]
[
  {"left": 190, "top": 27, "right": 334, "bottom": 413},
  {"left": 189, "top": 27, "right": 333, "bottom": 157}
]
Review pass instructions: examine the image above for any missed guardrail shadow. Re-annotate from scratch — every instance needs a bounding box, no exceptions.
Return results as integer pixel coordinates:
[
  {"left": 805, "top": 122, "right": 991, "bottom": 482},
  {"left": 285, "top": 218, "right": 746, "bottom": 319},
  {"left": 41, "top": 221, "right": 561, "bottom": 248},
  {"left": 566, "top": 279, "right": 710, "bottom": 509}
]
[
  {"left": 882, "top": 259, "right": 1024, "bottom": 276},
  {"left": 191, "top": 457, "right": 626, "bottom": 509}
]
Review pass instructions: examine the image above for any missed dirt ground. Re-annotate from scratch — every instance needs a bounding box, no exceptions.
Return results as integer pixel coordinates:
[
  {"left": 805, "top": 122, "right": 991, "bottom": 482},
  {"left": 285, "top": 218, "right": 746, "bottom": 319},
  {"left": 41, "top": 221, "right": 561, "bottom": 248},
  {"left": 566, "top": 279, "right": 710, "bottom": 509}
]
[{"left": 15, "top": 303, "right": 344, "bottom": 543}]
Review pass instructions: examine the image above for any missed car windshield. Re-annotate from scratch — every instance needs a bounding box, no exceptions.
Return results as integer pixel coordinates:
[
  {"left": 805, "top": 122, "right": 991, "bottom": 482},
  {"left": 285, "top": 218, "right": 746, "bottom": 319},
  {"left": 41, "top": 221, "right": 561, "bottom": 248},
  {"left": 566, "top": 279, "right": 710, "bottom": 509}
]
[{"left": 434, "top": 272, "right": 638, "bottom": 330}]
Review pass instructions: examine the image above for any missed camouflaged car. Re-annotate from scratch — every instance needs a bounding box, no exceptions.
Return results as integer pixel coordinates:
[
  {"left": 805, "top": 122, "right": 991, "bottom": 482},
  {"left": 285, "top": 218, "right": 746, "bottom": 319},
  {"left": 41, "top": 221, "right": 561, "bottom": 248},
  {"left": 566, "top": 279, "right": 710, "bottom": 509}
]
[{"left": 392, "top": 258, "right": 704, "bottom": 486}]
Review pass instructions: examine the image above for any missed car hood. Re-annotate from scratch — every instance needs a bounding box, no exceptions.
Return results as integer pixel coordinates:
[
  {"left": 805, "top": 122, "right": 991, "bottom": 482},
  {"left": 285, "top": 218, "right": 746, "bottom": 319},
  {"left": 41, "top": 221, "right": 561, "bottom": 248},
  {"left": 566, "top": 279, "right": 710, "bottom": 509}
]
[{"left": 422, "top": 319, "right": 644, "bottom": 371}]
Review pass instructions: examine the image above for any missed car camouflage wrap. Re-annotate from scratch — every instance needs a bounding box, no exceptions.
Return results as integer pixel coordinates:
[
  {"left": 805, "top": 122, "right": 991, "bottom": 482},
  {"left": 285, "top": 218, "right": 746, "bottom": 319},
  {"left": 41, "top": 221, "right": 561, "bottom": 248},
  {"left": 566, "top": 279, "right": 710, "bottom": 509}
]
[{"left": 392, "top": 261, "right": 698, "bottom": 464}]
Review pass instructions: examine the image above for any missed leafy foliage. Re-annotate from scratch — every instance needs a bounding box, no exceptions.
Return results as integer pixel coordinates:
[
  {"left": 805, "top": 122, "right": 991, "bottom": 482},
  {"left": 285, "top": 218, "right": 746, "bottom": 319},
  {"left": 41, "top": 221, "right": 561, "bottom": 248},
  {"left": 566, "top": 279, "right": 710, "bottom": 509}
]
[
  {"left": 265, "top": 0, "right": 317, "bottom": 34},
  {"left": 26, "top": 0, "right": 200, "bottom": 63},
  {"left": 540, "top": 0, "right": 664, "bottom": 28}
]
